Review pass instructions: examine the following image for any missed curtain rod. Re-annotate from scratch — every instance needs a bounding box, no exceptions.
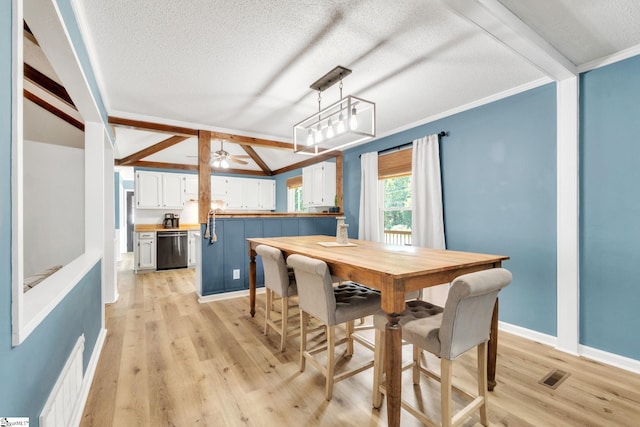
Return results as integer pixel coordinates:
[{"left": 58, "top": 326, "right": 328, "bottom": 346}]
[{"left": 360, "top": 131, "right": 448, "bottom": 158}]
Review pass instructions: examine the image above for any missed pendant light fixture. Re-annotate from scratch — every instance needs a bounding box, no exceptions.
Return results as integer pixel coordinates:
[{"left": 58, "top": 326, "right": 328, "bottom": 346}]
[{"left": 293, "top": 66, "right": 375, "bottom": 155}]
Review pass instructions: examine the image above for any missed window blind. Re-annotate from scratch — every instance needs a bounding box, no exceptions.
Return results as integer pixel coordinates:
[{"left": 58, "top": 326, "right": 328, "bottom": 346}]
[
  {"left": 378, "top": 147, "right": 412, "bottom": 179},
  {"left": 286, "top": 175, "right": 303, "bottom": 188}
]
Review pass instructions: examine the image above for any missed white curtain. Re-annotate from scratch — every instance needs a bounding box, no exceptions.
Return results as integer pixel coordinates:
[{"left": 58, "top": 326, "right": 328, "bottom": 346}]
[
  {"left": 358, "top": 151, "right": 381, "bottom": 242},
  {"left": 411, "top": 134, "right": 448, "bottom": 304}
]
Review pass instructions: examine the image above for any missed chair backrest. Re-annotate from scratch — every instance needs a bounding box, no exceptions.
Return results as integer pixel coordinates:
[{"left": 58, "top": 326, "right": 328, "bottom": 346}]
[
  {"left": 286, "top": 254, "right": 336, "bottom": 324},
  {"left": 256, "top": 245, "right": 293, "bottom": 297},
  {"left": 438, "top": 268, "right": 512, "bottom": 360}
]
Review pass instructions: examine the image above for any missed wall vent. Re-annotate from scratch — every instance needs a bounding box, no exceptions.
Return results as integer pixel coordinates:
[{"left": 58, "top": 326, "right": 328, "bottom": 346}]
[{"left": 40, "top": 334, "right": 85, "bottom": 427}]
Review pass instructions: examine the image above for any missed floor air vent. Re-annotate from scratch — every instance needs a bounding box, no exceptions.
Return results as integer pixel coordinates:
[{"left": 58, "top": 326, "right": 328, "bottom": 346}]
[{"left": 539, "top": 368, "right": 570, "bottom": 389}]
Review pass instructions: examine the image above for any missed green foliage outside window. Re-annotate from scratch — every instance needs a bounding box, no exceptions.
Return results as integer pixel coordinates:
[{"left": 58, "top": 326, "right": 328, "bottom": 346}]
[{"left": 382, "top": 176, "right": 412, "bottom": 230}]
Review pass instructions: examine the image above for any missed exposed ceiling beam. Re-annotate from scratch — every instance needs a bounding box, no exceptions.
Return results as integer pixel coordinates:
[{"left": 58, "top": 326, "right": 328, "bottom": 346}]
[
  {"left": 109, "top": 116, "right": 199, "bottom": 137},
  {"left": 211, "top": 131, "right": 295, "bottom": 151},
  {"left": 23, "top": 21, "right": 38, "bottom": 46},
  {"left": 273, "top": 151, "right": 339, "bottom": 175},
  {"left": 441, "top": 0, "right": 576, "bottom": 80},
  {"left": 24, "top": 89, "right": 84, "bottom": 131},
  {"left": 116, "top": 135, "right": 188, "bottom": 166},
  {"left": 240, "top": 144, "right": 272, "bottom": 176},
  {"left": 121, "top": 160, "right": 198, "bottom": 171},
  {"left": 24, "top": 63, "right": 76, "bottom": 108}
]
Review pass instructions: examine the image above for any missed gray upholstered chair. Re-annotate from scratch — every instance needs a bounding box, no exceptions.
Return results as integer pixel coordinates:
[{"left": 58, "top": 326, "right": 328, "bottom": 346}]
[
  {"left": 256, "top": 244, "right": 298, "bottom": 352},
  {"left": 372, "top": 268, "right": 512, "bottom": 427},
  {"left": 287, "top": 254, "right": 381, "bottom": 401}
]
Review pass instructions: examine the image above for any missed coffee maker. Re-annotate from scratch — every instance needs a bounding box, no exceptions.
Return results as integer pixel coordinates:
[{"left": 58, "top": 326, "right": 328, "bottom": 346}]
[{"left": 163, "top": 213, "right": 180, "bottom": 228}]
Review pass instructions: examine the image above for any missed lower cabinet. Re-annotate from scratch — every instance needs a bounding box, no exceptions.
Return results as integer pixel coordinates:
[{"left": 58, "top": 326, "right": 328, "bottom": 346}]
[
  {"left": 188, "top": 230, "right": 198, "bottom": 267},
  {"left": 135, "top": 232, "right": 156, "bottom": 272}
]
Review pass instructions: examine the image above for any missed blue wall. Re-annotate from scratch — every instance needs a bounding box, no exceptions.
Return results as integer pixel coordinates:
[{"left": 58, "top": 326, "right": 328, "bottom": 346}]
[
  {"left": 0, "top": 3, "right": 105, "bottom": 424},
  {"left": 274, "top": 168, "right": 302, "bottom": 212},
  {"left": 343, "top": 84, "right": 558, "bottom": 335},
  {"left": 200, "top": 217, "right": 336, "bottom": 295},
  {"left": 0, "top": 263, "right": 103, "bottom": 423},
  {"left": 581, "top": 55, "right": 640, "bottom": 359}
]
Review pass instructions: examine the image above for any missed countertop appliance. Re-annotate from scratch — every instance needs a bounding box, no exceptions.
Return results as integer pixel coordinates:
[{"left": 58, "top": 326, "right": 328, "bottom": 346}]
[
  {"left": 163, "top": 213, "right": 180, "bottom": 228},
  {"left": 156, "top": 231, "right": 188, "bottom": 270}
]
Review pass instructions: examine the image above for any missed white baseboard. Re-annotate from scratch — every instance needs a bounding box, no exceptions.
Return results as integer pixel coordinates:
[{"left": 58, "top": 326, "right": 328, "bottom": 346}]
[
  {"left": 198, "top": 287, "right": 265, "bottom": 304},
  {"left": 579, "top": 344, "right": 640, "bottom": 375},
  {"left": 499, "top": 321, "right": 640, "bottom": 375},
  {"left": 71, "top": 327, "right": 107, "bottom": 427},
  {"left": 499, "top": 321, "right": 557, "bottom": 347}
]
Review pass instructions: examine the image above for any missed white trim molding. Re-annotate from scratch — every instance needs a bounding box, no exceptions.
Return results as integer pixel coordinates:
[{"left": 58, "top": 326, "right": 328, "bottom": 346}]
[
  {"left": 198, "top": 287, "right": 265, "bottom": 304},
  {"left": 556, "top": 77, "right": 580, "bottom": 355},
  {"left": 441, "top": 0, "right": 577, "bottom": 80},
  {"left": 73, "top": 328, "right": 107, "bottom": 427}
]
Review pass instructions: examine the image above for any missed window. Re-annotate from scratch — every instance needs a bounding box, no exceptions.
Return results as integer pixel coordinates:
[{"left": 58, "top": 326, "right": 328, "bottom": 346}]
[
  {"left": 378, "top": 147, "right": 412, "bottom": 245},
  {"left": 380, "top": 176, "right": 412, "bottom": 245},
  {"left": 286, "top": 175, "right": 305, "bottom": 212}
]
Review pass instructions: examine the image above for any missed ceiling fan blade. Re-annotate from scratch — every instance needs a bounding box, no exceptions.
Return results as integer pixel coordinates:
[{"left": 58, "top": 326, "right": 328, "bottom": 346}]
[
  {"left": 231, "top": 158, "right": 249, "bottom": 165},
  {"left": 229, "top": 155, "right": 251, "bottom": 159}
]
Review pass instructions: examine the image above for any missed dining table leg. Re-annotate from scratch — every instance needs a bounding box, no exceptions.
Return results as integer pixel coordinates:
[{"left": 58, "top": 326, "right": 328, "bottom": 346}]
[
  {"left": 249, "top": 248, "right": 257, "bottom": 317},
  {"left": 385, "top": 313, "right": 402, "bottom": 427}
]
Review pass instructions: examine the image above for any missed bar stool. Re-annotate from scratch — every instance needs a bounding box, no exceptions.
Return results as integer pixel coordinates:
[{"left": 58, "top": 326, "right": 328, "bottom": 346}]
[
  {"left": 372, "top": 268, "right": 512, "bottom": 427},
  {"left": 287, "top": 254, "right": 381, "bottom": 400},
  {"left": 256, "top": 244, "right": 298, "bottom": 352}
]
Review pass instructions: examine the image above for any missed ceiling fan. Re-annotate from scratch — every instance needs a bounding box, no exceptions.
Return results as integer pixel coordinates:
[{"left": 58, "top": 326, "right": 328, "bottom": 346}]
[{"left": 190, "top": 140, "right": 250, "bottom": 168}]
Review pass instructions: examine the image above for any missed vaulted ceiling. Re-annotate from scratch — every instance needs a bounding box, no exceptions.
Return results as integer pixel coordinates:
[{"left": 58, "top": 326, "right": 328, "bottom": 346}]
[{"left": 28, "top": 0, "right": 640, "bottom": 175}]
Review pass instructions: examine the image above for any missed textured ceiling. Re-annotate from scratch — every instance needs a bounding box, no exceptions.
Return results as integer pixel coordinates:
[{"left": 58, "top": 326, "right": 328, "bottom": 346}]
[{"left": 66, "top": 0, "right": 640, "bottom": 171}]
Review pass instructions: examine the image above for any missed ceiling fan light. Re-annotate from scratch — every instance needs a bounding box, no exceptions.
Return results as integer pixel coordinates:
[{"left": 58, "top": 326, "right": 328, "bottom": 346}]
[
  {"left": 220, "top": 158, "right": 230, "bottom": 168},
  {"left": 212, "top": 159, "right": 221, "bottom": 168}
]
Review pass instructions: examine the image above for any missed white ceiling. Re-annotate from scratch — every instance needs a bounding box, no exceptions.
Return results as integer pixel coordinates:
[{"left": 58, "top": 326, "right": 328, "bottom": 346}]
[{"left": 66, "top": 0, "right": 640, "bottom": 172}]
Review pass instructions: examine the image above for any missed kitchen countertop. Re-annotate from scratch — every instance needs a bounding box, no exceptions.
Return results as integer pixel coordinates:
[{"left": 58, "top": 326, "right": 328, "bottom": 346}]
[{"left": 135, "top": 224, "right": 200, "bottom": 232}]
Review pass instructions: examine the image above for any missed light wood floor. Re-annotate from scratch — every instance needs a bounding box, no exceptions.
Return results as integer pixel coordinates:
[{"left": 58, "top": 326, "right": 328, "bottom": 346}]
[{"left": 80, "top": 254, "right": 640, "bottom": 426}]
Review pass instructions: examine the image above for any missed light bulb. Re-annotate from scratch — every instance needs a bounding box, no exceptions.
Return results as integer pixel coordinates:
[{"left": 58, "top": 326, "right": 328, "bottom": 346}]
[
  {"left": 212, "top": 159, "right": 221, "bottom": 168},
  {"left": 350, "top": 106, "right": 358, "bottom": 130},
  {"left": 221, "top": 158, "right": 229, "bottom": 169},
  {"left": 315, "top": 124, "right": 323, "bottom": 143},
  {"left": 307, "top": 129, "right": 314, "bottom": 145},
  {"left": 326, "top": 118, "right": 334, "bottom": 139},
  {"left": 336, "top": 112, "right": 346, "bottom": 134}
]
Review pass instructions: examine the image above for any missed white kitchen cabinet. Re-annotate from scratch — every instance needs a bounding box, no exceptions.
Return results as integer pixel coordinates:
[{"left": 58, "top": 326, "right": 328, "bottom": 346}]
[
  {"left": 302, "top": 162, "right": 336, "bottom": 207},
  {"left": 135, "top": 171, "right": 162, "bottom": 208},
  {"left": 136, "top": 171, "right": 186, "bottom": 209},
  {"left": 135, "top": 232, "right": 156, "bottom": 272},
  {"left": 183, "top": 174, "right": 198, "bottom": 205},
  {"left": 162, "top": 173, "right": 184, "bottom": 208},
  {"left": 223, "top": 177, "right": 274, "bottom": 210},
  {"left": 188, "top": 230, "right": 198, "bottom": 267},
  {"left": 258, "top": 179, "right": 276, "bottom": 210},
  {"left": 211, "top": 175, "right": 227, "bottom": 201},
  {"left": 243, "top": 178, "right": 262, "bottom": 210},
  {"left": 225, "top": 178, "right": 245, "bottom": 209}
]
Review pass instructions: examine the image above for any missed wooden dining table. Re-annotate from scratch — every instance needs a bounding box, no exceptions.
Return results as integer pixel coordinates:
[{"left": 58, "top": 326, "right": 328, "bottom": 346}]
[{"left": 247, "top": 235, "right": 508, "bottom": 427}]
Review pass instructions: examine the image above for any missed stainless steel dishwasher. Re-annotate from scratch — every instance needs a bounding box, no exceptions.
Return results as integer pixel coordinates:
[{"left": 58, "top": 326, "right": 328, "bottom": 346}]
[{"left": 156, "top": 231, "right": 188, "bottom": 270}]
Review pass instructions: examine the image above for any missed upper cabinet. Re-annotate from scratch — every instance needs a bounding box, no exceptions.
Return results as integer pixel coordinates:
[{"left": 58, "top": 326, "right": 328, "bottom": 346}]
[
  {"left": 161, "top": 173, "right": 184, "bottom": 208},
  {"left": 183, "top": 175, "right": 199, "bottom": 204},
  {"left": 136, "top": 171, "right": 276, "bottom": 211},
  {"left": 135, "top": 171, "right": 162, "bottom": 208},
  {"left": 136, "top": 171, "right": 190, "bottom": 209},
  {"left": 212, "top": 176, "right": 275, "bottom": 211},
  {"left": 302, "top": 162, "right": 336, "bottom": 208}
]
